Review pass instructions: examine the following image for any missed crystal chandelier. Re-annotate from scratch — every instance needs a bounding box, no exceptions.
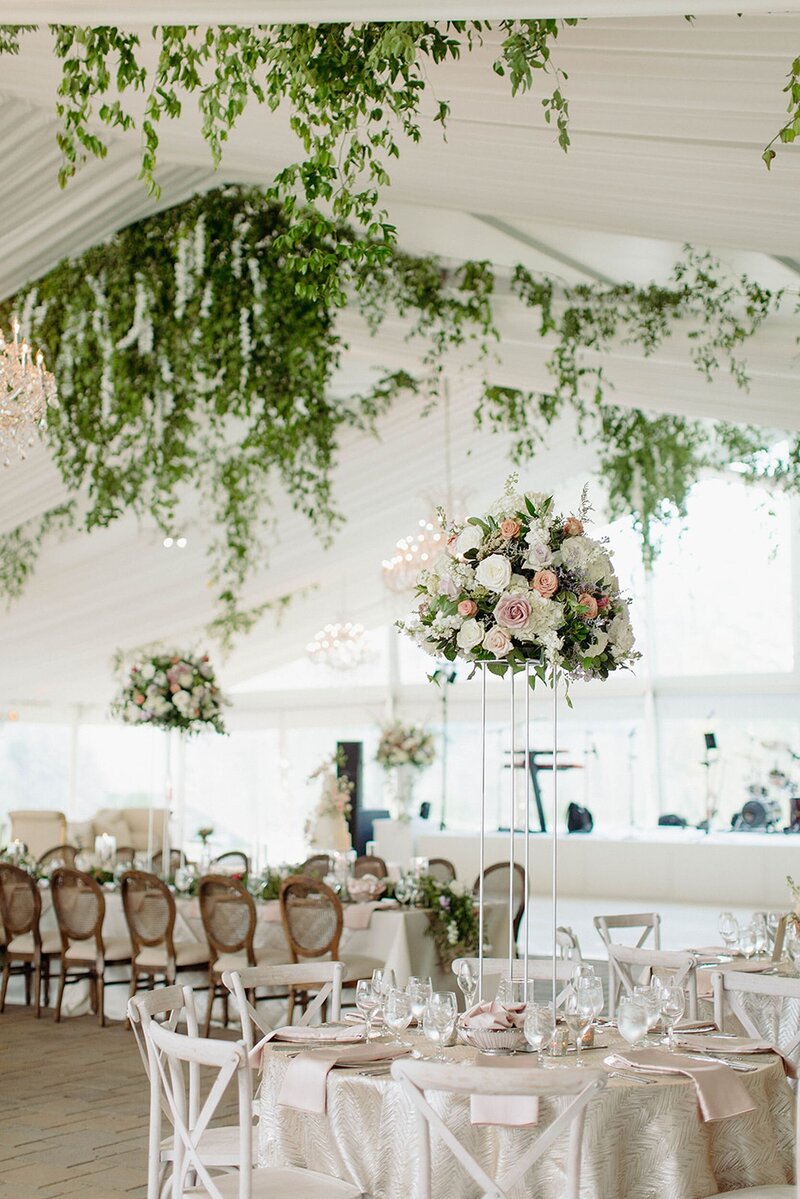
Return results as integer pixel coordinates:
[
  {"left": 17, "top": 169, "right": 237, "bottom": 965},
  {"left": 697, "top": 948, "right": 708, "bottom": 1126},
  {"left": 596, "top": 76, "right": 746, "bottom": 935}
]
[
  {"left": 306, "top": 621, "right": 376, "bottom": 671},
  {"left": 0, "top": 317, "right": 58, "bottom": 466},
  {"left": 382, "top": 517, "right": 447, "bottom": 594}
]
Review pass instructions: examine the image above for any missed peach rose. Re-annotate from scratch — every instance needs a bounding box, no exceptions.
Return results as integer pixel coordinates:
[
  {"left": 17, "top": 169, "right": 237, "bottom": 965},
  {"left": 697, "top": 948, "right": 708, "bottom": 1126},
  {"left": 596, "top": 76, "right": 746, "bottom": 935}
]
[
  {"left": 578, "top": 593, "right": 599, "bottom": 620},
  {"left": 482, "top": 626, "right": 513, "bottom": 657},
  {"left": 563, "top": 516, "right": 584, "bottom": 537},
  {"left": 532, "top": 569, "right": 559, "bottom": 598},
  {"left": 458, "top": 599, "right": 478, "bottom": 618},
  {"left": 133, "top": 692, "right": 145, "bottom": 705},
  {"left": 169, "top": 682, "right": 181, "bottom": 693},
  {"left": 499, "top": 518, "right": 521, "bottom": 540}
]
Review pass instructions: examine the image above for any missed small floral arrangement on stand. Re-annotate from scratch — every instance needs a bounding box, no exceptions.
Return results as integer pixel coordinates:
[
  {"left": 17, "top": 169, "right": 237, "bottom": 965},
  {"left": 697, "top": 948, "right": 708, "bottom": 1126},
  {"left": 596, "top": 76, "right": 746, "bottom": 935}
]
[
  {"left": 303, "top": 752, "right": 354, "bottom": 845},
  {"left": 111, "top": 649, "right": 228, "bottom": 734},
  {"left": 376, "top": 722, "right": 436, "bottom": 770},
  {"left": 254, "top": 863, "right": 301, "bottom": 901},
  {"left": 414, "top": 874, "right": 480, "bottom": 972},
  {"left": 399, "top": 475, "right": 638, "bottom": 682}
]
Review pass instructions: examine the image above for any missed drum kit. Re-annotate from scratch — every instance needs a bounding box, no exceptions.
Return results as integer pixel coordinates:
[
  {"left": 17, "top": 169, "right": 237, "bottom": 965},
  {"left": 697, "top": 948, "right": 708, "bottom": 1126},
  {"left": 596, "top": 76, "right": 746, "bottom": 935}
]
[{"left": 731, "top": 737, "right": 800, "bottom": 832}]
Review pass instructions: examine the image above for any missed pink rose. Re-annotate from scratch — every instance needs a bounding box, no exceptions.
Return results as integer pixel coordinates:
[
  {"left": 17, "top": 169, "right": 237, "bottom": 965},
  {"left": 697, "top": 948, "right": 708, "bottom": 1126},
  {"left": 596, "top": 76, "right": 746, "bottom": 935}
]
[
  {"left": 482, "top": 626, "right": 513, "bottom": 657},
  {"left": 494, "top": 593, "right": 532, "bottom": 629},
  {"left": 578, "top": 593, "right": 599, "bottom": 620},
  {"left": 563, "top": 516, "right": 584, "bottom": 537},
  {"left": 596, "top": 595, "right": 610, "bottom": 611},
  {"left": 458, "top": 599, "right": 478, "bottom": 617},
  {"left": 169, "top": 682, "right": 180, "bottom": 694},
  {"left": 532, "top": 569, "right": 559, "bottom": 598},
  {"left": 499, "top": 519, "right": 521, "bottom": 540}
]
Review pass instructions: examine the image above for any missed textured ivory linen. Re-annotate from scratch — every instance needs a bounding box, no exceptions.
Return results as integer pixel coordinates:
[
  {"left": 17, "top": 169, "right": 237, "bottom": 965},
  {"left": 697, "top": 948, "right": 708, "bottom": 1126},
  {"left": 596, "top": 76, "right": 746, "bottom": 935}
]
[
  {"left": 673, "top": 1035, "right": 797, "bottom": 1078},
  {"left": 260, "top": 1033, "right": 794, "bottom": 1199},
  {"left": 602, "top": 1048, "right": 755, "bottom": 1122},
  {"left": 277, "top": 1043, "right": 409, "bottom": 1115},
  {"left": 468, "top": 1055, "right": 539, "bottom": 1128}
]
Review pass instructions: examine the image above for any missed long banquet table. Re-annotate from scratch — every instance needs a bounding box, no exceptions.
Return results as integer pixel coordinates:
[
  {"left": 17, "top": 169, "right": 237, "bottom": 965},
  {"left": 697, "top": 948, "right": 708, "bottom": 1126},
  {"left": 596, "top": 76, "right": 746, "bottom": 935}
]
[{"left": 259, "top": 1031, "right": 795, "bottom": 1199}]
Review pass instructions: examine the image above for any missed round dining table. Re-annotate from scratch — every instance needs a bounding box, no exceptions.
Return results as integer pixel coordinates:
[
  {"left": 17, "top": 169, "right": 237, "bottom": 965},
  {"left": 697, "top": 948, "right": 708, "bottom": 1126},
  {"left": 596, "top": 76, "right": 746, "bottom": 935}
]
[{"left": 258, "top": 1030, "right": 795, "bottom": 1199}]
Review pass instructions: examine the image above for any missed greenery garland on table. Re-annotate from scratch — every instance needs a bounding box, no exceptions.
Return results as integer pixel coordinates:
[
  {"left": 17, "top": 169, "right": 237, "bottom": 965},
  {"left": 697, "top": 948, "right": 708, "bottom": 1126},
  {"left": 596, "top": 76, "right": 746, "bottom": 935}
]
[
  {"left": 414, "top": 874, "right": 480, "bottom": 972},
  {"left": 1, "top": 185, "right": 797, "bottom": 635}
]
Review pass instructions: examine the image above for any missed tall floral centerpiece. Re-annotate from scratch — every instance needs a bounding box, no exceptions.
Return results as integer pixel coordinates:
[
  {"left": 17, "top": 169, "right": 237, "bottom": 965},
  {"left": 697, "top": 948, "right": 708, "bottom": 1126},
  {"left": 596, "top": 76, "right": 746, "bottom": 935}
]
[
  {"left": 400, "top": 476, "right": 638, "bottom": 999},
  {"left": 112, "top": 649, "right": 229, "bottom": 871},
  {"left": 304, "top": 752, "right": 354, "bottom": 853},
  {"left": 376, "top": 721, "right": 436, "bottom": 823}
]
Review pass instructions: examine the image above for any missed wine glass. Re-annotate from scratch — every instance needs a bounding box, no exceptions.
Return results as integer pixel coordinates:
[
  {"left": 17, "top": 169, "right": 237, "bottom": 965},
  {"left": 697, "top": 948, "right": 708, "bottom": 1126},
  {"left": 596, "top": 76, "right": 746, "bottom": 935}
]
[
  {"left": 572, "top": 964, "right": 596, "bottom": 987},
  {"left": 582, "top": 978, "right": 605, "bottom": 1034},
  {"left": 372, "top": 968, "right": 385, "bottom": 992},
  {"left": 457, "top": 961, "right": 477, "bottom": 1010},
  {"left": 617, "top": 997, "right": 649, "bottom": 1048},
  {"left": 659, "top": 983, "right": 685, "bottom": 1050},
  {"left": 424, "top": 991, "right": 457, "bottom": 1060},
  {"left": 524, "top": 1004, "right": 555, "bottom": 1065},
  {"left": 355, "top": 979, "right": 380, "bottom": 1040},
  {"left": 384, "top": 989, "right": 413, "bottom": 1044},
  {"left": 407, "top": 978, "right": 432, "bottom": 1024},
  {"left": 751, "top": 913, "right": 768, "bottom": 958},
  {"left": 718, "top": 911, "right": 739, "bottom": 953},
  {"left": 738, "top": 923, "right": 757, "bottom": 960},
  {"left": 563, "top": 985, "right": 595, "bottom": 1066},
  {"left": 394, "top": 875, "right": 411, "bottom": 904}
]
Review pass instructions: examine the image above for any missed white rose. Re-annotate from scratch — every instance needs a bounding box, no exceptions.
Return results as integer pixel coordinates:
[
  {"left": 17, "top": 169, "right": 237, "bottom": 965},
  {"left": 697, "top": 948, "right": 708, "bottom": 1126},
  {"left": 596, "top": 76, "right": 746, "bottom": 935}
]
[
  {"left": 608, "top": 610, "right": 635, "bottom": 659},
  {"left": 525, "top": 540, "right": 553, "bottom": 570},
  {"left": 141, "top": 662, "right": 156, "bottom": 681},
  {"left": 176, "top": 668, "right": 193, "bottom": 688},
  {"left": 456, "top": 524, "right": 483, "bottom": 557},
  {"left": 482, "top": 625, "right": 513, "bottom": 657},
  {"left": 585, "top": 629, "right": 609, "bottom": 657},
  {"left": 456, "top": 618, "right": 484, "bottom": 651},
  {"left": 438, "top": 572, "right": 459, "bottom": 601},
  {"left": 475, "top": 554, "right": 512, "bottom": 593}
]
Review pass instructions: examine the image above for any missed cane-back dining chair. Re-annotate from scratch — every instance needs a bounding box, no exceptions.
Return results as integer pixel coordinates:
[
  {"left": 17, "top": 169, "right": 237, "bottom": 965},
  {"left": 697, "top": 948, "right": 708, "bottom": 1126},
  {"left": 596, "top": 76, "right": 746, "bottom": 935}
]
[
  {"left": 210, "top": 851, "right": 251, "bottom": 877},
  {"left": 222, "top": 961, "right": 345, "bottom": 1056},
  {"left": 121, "top": 870, "right": 209, "bottom": 999},
  {"left": 50, "top": 867, "right": 132, "bottom": 1026},
  {"left": 36, "top": 844, "right": 79, "bottom": 870},
  {"left": 141, "top": 1015, "right": 362, "bottom": 1199},
  {"left": 198, "top": 874, "right": 284, "bottom": 1036},
  {"left": 472, "top": 861, "right": 526, "bottom": 958},
  {"left": 0, "top": 862, "right": 61, "bottom": 1016},
  {"left": 129, "top": 984, "right": 253, "bottom": 1199},
  {"left": 353, "top": 854, "right": 388, "bottom": 879},
  {"left": 152, "top": 848, "right": 187, "bottom": 876},
  {"left": 279, "top": 875, "right": 381, "bottom": 1022},
  {"left": 427, "top": 857, "right": 457, "bottom": 885},
  {"left": 300, "top": 854, "right": 331, "bottom": 879},
  {"left": 393, "top": 1057, "right": 606, "bottom": 1199}
]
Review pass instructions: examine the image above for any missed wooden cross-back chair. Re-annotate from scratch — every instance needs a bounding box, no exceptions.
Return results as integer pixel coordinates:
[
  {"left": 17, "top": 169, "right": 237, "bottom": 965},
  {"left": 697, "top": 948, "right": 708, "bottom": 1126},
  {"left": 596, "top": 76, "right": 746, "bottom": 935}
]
[
  {"left": 712, "top": 969, "right": 800, "bottom": 1066},
  {"left": 607, "top": 946, "right": 698, "bottom": 1021},
  {"left": 392, "top": 1057, "right": 606, "bottom": 1199},
  {"left": 222, "top": 961, "right": 344, "bottom": 1057},
  {"left": 121, "top": 870, "right": 209, "bottom": 999},
  {"left": 141, "top": 1015, "right": 363, "bottom": 1199},
  {"left": 0, "top": 862, "right": 61, "bottom": 1016},
  {"left": 50, "top": 866, "right": 132, "bottom": 1026},
  {"left": 128, "top": 984, "right": 249, "bottom": 1199},
  {"left": 594, "top": 912, "right": 661, "bottom": 1017}
]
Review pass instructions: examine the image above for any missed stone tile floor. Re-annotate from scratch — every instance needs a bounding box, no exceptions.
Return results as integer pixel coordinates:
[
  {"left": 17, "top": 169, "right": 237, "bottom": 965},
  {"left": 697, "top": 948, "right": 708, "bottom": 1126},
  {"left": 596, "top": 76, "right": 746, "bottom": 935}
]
[{"left": 0, "top": 1005, "right": 237, "bottom": 1199}]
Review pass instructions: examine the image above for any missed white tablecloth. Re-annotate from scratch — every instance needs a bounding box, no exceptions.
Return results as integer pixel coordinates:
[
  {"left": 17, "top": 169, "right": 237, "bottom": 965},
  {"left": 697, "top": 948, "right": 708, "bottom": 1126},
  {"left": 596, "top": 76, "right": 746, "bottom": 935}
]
[{"left": 259, "top": 1034, "right": 795, "bottom": 1199}]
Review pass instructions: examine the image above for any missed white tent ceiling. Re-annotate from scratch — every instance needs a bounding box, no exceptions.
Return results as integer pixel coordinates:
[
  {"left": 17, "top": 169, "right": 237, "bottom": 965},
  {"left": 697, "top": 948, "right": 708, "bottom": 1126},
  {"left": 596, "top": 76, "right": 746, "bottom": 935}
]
[{"left": 0, "top": 12, "right": 798, "bottom": 708}]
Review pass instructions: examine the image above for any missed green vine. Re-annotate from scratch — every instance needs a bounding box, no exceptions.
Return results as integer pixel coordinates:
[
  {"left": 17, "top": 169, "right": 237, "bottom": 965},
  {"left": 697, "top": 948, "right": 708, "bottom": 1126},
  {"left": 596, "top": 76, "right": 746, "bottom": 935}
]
[{"left": 2, "top": 187, "right": 797, "bottom": 632}]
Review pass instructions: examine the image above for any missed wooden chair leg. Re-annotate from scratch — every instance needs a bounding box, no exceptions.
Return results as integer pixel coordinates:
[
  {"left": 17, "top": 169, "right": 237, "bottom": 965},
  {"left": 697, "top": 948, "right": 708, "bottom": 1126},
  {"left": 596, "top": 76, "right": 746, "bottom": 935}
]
[
  {"left": 54, "top": 967, "right": 67, "bottom": 1023},
  {"left": 287, "top": 985, "right": 295, "bottom": 1026},
  {"left": 203, "top": 978, "right": 215, "bottom": 1038},
  {"left": 24, "top": 963, "right": 31, "bottom": 1006},
  {"left": 43, "top": 956, "right": 52, "bottom": 1007},
  {"left": 0, "top": 959, "right": 11, "bottom": 1013},
  {"left": 33, "top": 954, "right": 42, "bottom": 1019},
  {"left": 223, "top": 991, "right": 229, "bottom": 1028},
  {"left": 97, "top": 972, "right": 105, "bottom": 1028}
]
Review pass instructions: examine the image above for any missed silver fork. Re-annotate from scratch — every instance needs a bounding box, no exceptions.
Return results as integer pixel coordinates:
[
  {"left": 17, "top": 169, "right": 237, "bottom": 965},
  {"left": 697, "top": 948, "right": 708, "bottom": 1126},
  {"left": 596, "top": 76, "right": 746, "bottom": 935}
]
[{"left": 608, "top": 1070, "right": 656, "bottom": 1085}]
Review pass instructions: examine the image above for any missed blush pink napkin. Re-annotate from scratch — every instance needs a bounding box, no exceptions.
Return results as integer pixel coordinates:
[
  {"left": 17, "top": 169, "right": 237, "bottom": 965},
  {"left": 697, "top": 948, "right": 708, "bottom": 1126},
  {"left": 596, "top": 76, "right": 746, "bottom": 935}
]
[
  {"left": 277, "top": 1043, "right": 408, "bottom": 1114},
  {"left": 674, "top": 1035, "right": 797, "bottom": 1078},
  {"left": 603, "top": 1048, "right": 756, "bottom": 1122},
  {"left": 462, "top": 1000, "right": 526, "bottom": 1030},
  {"left": 469, "top": 1056, "right": 539, "bottom": 1127},
  {"left": 696, "top": 960, "right": 773, "bottom": 999}
]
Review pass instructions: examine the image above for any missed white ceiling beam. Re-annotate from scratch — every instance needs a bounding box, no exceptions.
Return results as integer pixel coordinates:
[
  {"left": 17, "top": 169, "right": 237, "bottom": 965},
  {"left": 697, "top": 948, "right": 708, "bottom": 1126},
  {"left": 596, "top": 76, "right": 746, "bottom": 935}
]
[{"left": 1, "top": 3, "right": 799, "bottom": 19}]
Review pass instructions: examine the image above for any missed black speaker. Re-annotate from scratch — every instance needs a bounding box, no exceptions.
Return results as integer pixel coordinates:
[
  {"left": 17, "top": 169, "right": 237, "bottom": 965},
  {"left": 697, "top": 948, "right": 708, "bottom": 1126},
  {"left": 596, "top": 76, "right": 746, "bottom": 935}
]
[{"left": 566, "top": 803, "right": 593, "bottom": 833}]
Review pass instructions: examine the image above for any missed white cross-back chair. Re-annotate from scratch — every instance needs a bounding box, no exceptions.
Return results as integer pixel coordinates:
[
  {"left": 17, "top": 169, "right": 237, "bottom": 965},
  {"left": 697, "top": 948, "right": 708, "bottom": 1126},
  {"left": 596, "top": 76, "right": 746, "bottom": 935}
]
[
  {"left": 221, "top": 962, "right": 344, "bottom": 1057},
  {"left": 129, "top": 986, "right": 253, "bottom": 1199},
  {"left": 594, "top": 912, "right": 661, "bottom": 1017},
  {"left": 142, "top": 1015, "right": 365, "bottom": 1199},
  {"left": 392, "top": 1057, "right": 605, "bottom": 1199},
  {"left": 555, "top": 926, "right": 583, "bottom": 963},
  {"left": 451, "top": 956, "right": 575, "bottom": 1008},
  {"left": 607, "top": 946, "right": 698, "bottom": 1021},
  {"left": 713, "top": 969, "right": 800, "bottom": 1067}
]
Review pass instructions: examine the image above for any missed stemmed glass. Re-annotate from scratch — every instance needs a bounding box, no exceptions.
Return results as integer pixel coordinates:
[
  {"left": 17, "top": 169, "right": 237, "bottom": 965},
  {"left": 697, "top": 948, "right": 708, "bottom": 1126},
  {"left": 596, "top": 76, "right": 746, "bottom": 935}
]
[
  {"left": 423, "top": 991, "right": 457, "bottom": 1061},
  {"left": 738, "top": 924, "right": 757, "bottom": 960},
  {"left": 407, "top": 977, "right": 432, "bottom": 1025},
  {"left": 751, "top": 914, "right": 769, "bottom": 958},
  {"left": 524, "top": 1004, "right": 556, "bottom": 1065},
  {"left": 356, "top": 979, "right": 381, "bottom": 1041},
  {"left": 457, "top": 961, "right": 478, "bottom": 1010},
  {"left": 384, "top": 989, "right": 413, "bottom": 1045},
  {"left": 617, "top": 997, "right": 649, "bottom": 1048},
  {"left": 659, "top": 983, "right": 685, "bottom": 1050},
  {"left": 718, "top": 911, "right": 739, "bottom": 954},
  {"left": 563, "top": 985, "right": 595, "bottom": 1066}
]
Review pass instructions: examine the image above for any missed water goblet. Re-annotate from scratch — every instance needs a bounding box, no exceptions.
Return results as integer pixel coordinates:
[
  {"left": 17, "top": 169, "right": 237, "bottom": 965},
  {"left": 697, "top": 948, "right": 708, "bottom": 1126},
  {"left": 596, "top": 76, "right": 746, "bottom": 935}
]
[
  {"left": 524, "top": 1004, "right": 555, "bottom": 1065},
  {"left": 572, "top": 964, "right": 596, "bottom": 987},
  {"left": 426, "top": 991, "right": 457, "bottom": 1060},
  {"left": 718, "top": 911, "right": 739, "bottom": 953},
  {"left": 355, "top": 979, "right": 380, "bottom": 1040},
  {"left": 384, "top": 989, "right": 413, "bottom": 1045},
  {"left": 659, "top": 983, "right": 685, "bottom": 1050},
  {"left": 563, "top": 985, "right": 595, "bottom": 1066},
  {"left": 617, "top": 997, "right": 649, "bottom": 1048},
  {"left": 738, "top": 923, "right": 757, "bottom": 960}
]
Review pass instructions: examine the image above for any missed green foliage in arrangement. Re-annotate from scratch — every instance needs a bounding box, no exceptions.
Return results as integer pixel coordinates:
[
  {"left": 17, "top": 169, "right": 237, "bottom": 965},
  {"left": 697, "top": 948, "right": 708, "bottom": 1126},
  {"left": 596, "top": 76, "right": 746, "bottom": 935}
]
[{"left": 2, "top": 185, "right": 798, "bottom": 639}]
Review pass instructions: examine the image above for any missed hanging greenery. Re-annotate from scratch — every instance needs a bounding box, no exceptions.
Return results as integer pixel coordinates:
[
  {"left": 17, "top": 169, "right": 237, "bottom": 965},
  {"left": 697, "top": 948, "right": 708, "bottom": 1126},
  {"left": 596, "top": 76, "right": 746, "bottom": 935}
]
[{"left": 2, "top": 184, "right": 797, "bottom": 639}]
